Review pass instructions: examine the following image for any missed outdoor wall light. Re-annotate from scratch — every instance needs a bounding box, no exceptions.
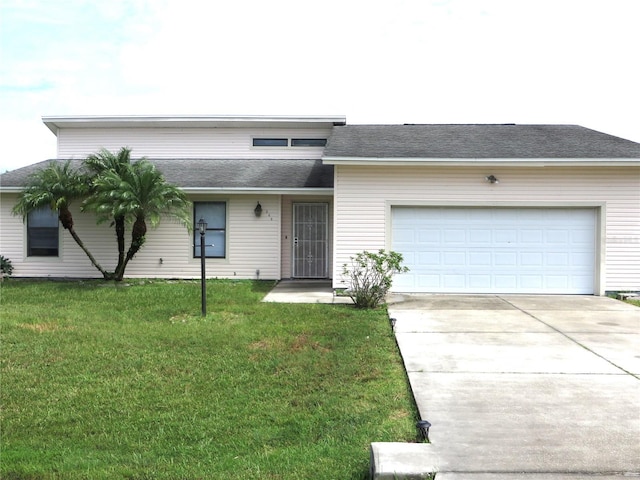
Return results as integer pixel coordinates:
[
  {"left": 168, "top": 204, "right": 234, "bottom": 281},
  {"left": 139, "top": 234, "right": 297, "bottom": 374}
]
[
  {"left": 254, "top": 202, "right": 263, "bottom": 217},
  {"left": 485, "top": 175, "right": 499, "bottom": 184},
  {"left": 417, "top": 420, "right": 432, "bottom": 442}
]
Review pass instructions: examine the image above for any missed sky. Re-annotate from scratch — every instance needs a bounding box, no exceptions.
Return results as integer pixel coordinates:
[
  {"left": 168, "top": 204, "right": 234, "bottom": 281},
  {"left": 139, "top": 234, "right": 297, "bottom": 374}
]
[{"left": 1, "top": 0, "right": 639, "bottom": 172}]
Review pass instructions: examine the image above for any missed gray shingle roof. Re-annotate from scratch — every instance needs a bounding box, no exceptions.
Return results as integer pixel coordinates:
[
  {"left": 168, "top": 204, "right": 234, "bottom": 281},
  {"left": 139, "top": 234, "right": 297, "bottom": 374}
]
[
  {"left": 323, "top": 124, "right": 640, "bottom": 159},
  {"left": 0, "top": 159, "right": 334, "bottom": 189}
]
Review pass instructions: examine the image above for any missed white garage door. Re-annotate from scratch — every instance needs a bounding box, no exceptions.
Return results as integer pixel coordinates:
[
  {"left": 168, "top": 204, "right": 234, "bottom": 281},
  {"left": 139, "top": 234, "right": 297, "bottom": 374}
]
[{"left": 392, "top": 207, "right": 596, "bottom": 294}]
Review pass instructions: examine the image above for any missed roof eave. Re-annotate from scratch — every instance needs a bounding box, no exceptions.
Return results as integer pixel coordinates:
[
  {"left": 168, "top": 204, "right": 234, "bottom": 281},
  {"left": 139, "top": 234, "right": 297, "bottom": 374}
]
[
  {"left": 322, "top": 157, "right": 640, "bottom": 167},
  {"left": 0, "top": 185, "right": 334, "bottom": 194},
  {"left": 181, "top": 187, "right": 334, "bottom": 195},
  {"left": 43, "top": 114, "right": 347, "bottom": 134}
]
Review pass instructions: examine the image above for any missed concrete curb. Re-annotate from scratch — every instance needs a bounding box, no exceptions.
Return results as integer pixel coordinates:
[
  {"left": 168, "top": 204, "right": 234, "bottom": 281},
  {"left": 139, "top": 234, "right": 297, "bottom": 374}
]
[{"left": 370, "top": 442, "right": 438, "bottom": 479}]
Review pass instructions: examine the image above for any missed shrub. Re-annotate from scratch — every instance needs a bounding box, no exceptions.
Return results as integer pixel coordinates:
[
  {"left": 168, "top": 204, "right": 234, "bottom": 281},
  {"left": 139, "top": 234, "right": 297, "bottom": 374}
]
[
  {"left": 1, "top": 255, "right": 13, "bottom": 276},
  {"left": 342, "top": 249, "right": 409, "bottom": 309}
]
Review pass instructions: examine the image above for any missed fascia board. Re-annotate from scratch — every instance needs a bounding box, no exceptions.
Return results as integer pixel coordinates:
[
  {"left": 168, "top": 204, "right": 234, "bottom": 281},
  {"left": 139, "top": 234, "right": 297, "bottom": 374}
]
[
  {"left": 1, "top": 186, "right": 334, "bottom": 195},
  {"left": 181, "top": 187, "right": 334, "bottom": 195},
  {"left": 43, "top": 115, "right": 346, "bottom": 133},
  {"left": 322, "top": 157, "right": 640, "bottom": 166}
]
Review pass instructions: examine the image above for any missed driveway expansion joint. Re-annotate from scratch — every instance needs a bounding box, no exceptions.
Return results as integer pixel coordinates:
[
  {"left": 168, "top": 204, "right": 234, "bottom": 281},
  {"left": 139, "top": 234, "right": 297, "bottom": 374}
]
[{"left": 497, "top": 296, "right": 639, "bottom": 379}]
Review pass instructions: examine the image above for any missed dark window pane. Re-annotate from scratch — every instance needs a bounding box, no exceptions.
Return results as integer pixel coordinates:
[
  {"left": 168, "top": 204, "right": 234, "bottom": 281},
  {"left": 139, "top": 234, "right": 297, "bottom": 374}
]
[
  {"left": 253, "top": 138, "right": 288, "bottom": 147},
  {"left": 196, "top": 202, "right": 226, "bottom": 229},
  {"left": 194, "top": 231, "right": 226, "bottom": 258},
  {"left": 194, "top": 202, "right": 226, "bottom": 258},
  {"left": 291, "top": 138, "right": 327, "bottom": 147},
  {"left": 28, "top": 207, "right": 59, "bottom": 256}
]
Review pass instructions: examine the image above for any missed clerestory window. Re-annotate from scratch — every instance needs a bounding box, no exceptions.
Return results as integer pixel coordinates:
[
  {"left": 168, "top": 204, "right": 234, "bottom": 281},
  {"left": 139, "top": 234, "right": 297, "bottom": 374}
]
[
  {"left": 252, "top": 138, "right": 288, "bottom": 147},
  {"left": 291, "top": 138, "right": 327, "bottom": 147}
]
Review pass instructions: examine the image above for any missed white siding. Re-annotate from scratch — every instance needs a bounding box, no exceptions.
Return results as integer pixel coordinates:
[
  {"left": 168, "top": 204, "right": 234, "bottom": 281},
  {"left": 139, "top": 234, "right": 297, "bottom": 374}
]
[
  {"left": 1, "top": 193, "right": 282, "bottom": 280},
  {"left": 1, "top": 193, "right": 120, "bottom": 277},
  {"left": 56, "top": 127, "right": 332, "bottom": 159},
  {"left": 333, "top": 166, "right": 640, "bottom": 293},
  {"left": 1, "top": 194, "right": 28, "bottom": 268}
]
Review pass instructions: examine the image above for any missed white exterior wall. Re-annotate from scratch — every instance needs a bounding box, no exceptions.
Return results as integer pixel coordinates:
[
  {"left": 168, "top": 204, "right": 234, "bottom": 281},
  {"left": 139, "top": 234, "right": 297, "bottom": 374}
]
[
  {"left": 56, "top": 127, "right": 331, "bottom": 159},
  {"left": 332, "top": 165, "right": 640, "bottom": 293},
  {"left": 1, "top": 193, "right": 281, "bottom": 280}
]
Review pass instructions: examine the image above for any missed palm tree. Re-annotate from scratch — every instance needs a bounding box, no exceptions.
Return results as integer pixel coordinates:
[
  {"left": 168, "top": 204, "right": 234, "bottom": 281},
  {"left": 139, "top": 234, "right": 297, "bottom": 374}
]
[
  {"left": 82, "top": 147, "right": 133, "bottom": 277},
  {"left": 88, "top": 159, "right": 191, "bottom": 281},
  {"left": 12, "top": 161, "right": 111, "bottom": 278}
]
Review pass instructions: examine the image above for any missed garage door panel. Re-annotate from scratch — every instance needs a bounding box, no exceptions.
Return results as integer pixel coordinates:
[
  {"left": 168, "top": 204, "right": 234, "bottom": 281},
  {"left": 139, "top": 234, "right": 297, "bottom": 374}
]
[
  {"left": 444, "top": 229, "right": 466, "bottom": 243},
  {"left": 469, "top": 229, "right": 492, "bottom": 243},
  {"left": 547, "top": 276, "right": 569, "bottom": 288},
  {"left": 521, "top": 252, "right": 543, "bottom": 266},
  {"left": 419, "top": 230, "right": 440, "bottom": 243},
  {"left": 469, "top": 252, "right": 491, "bottom": 265},
  {"left": 495, "top": 252, "right": 518, "bottom": 265},
  {"left": 419, "top": 252, "right": 440, "bottom": 265},
  {"left": 469, "top": 274, "right": 491, "bottom": 287},
  {"left": 571, "top": 275, "right": 592, "bottom": 289},
  {"left": 444, "top": 252, "right": 466, "bottom": 265},
  {"left": 521, "top": 229, "right": 544, "bottom": 243},
  {"left": 420, "top": 274, "right": 440, "bottom": 288},
  {"left": 401, "top": 251, "right": 416, "bottom": 265},
  {"left": 393, "top": 227, "right": 415, "bottom": 243},
  {"left": 570, "top": 253, "right": 590, "bottom": 267},
  {"left": 571, "top": 230, "right": 594, "bottom": 245},
  {"left": 547, "top": 252, "right": 569, "bottom": 266},
  {"left": 444, "top": 275, "right": 465, "bottom": 287},
  {"left": 547, "top": 230, "right": 570, "bottom": 244},
  {"left": 495, "top": 275, "right": 518, "bottom": 288},
  {"left": 391, "top": 207, "right": 595, "bottom": 294},
  {"left": 521, "top": 275, "right": 544, "bottom": 288},
  {"left": 495, "top": 230, "right": 517, "bottom": 243}
]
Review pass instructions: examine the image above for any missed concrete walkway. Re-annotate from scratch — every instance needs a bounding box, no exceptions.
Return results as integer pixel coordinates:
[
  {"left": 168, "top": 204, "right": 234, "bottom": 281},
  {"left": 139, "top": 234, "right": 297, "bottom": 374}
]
[
  {"left": 262, "top": 279, "right": 353, "bottom": 304},
  {"left": 388, "top": 294, "right": 640, "bottom": 479}
]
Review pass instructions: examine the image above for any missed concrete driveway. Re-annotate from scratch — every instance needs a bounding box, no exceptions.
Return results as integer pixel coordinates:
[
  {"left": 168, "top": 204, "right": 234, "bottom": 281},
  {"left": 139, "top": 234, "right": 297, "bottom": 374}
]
[{"left": 387, "top": 295, "right": 640, "bottom": 479}]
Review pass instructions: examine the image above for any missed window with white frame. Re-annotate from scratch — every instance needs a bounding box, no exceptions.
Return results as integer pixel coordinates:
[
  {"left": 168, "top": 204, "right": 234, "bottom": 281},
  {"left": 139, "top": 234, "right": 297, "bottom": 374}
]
[
  {"left": 194, "top": 202, "right": 226, "bottom": 258},
  {"left": 27, "top": 206, "right": 59, "bottom": 256},
  {"left": 291, "top": 138, "right": 327, "bottom": 147},
  {"left": 252, "top": 138, "right": 288, "bottom": 147}
]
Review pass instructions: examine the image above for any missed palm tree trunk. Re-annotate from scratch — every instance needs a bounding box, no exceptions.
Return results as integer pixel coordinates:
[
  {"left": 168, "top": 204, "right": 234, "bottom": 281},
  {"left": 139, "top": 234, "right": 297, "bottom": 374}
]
[
  {"left": 115, "top": 216, "right": 146, "bottom": 281},
  {"left": 58, "top": 206, "right": 112, "bottom": 279},
  {"left": 66, "top": 226, "right": 113, "bottom": 280},
  {"left": 114, "top": 215, "right": 126, "bottom": 275}
]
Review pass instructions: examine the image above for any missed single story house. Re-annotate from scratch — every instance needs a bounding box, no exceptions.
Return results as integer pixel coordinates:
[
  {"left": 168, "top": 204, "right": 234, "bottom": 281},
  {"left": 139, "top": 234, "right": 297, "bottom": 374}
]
[{"left": 1, "top": 115, "right": 639, "bottom": 295}]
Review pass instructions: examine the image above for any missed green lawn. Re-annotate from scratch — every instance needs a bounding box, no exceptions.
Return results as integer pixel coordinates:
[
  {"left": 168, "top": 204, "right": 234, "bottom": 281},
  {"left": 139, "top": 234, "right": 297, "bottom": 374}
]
[{"left": 0, "top": 279, "right": 418, "bottom": 479}]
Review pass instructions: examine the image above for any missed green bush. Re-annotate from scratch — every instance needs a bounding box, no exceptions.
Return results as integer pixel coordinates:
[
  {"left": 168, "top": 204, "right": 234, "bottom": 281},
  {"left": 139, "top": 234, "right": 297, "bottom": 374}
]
[
  {"left": 1, "top": 255, "right": 13, "bottom": 276},
  {"left": 342, "top": 249, "right": 409, "bottom": 309}
]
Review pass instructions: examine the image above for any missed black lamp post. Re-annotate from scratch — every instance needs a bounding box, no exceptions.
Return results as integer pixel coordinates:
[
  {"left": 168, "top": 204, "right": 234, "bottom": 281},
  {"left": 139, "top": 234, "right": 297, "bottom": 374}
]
[{"left": 197, "top": 218, "right": 207, "bottom": 316}]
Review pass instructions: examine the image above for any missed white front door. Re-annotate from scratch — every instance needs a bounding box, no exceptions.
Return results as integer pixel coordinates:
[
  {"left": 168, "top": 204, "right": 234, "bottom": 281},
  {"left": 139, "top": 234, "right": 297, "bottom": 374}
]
[
  {"left": 293, "top": 203, "right": 329, "bottom": 278},
  {"left": 392, "top": 207, "right": 596, "bottom": 294}
]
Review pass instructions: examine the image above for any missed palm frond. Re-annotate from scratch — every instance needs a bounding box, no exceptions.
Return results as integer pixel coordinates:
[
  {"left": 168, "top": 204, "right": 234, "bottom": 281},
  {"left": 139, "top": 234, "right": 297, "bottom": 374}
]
[{"left": 12, "top": 161, "right": 89, "bottom": 218}]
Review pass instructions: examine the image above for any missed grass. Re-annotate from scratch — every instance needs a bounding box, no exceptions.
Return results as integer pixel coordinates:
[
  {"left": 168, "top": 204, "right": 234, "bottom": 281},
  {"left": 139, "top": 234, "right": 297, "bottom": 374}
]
[
  {"left": 608, "top": 292, "right": 640, "bottom": 308},
  {"left": 624, "top": 298, "right": 640, "bottom": 307},
  {"left": 0, "top": 279, "right": 418, "bottom": 479}
]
